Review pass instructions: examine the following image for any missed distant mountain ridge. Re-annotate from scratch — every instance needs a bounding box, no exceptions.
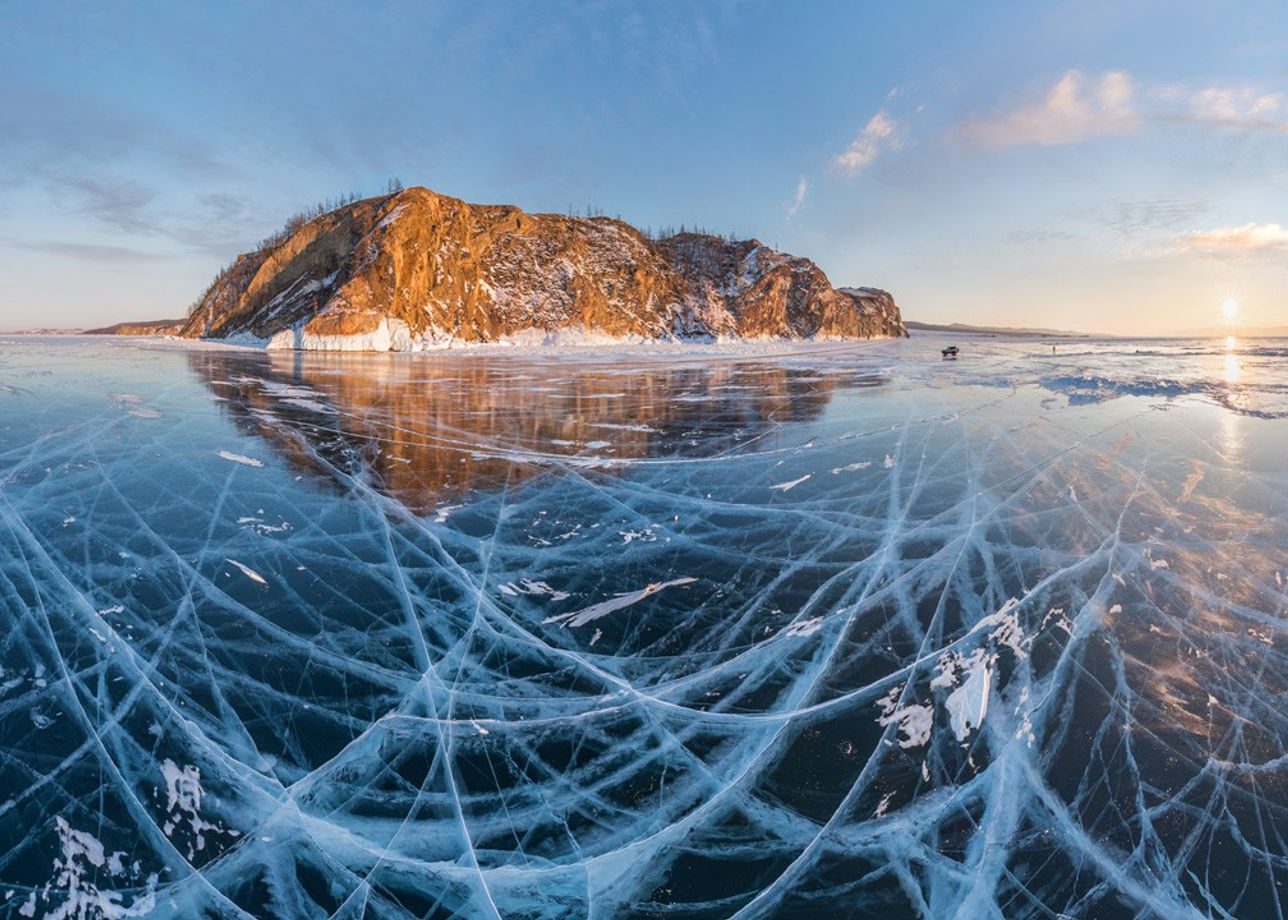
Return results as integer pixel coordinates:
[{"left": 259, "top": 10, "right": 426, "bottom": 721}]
[
  {"left": 165, "top": 186, "right": 905, "bottom": 350},
  {"left": 904, "top": 320, "right": 1092, "bottom": 337},
  {"left": 86, "top": 318, "right": 185, "bottom": 336}
]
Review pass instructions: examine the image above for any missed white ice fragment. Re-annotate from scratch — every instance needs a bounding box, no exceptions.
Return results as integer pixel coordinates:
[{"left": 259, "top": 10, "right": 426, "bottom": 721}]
[
  {"left": 887, "top": 704, "right": 934, "bottom": 748},
  {"left": 769, "top": 474, "right": 810, "bottom": 491},
  {"left": 971, "top": 597, "right": 1027, "bottom": 657},
  {"left": 1151, "top": 558, "right": 1170, "bottom": 570},
  {"left": 876, "top": 685, "right": 933, "bottom": 749},
  {"left": 499, "top": 580, "right": 570, "bottom": 602},
  {"left": 57, "top": 817, "right": 104, "bottom": 868},
  {"left": 590, "top": 628, "right": 603, "bottom": 646},
  {"left": 24, "top": 818, "right": 158, "bottom": 919},
  {"left": 471, "top": 720, "right": 490, "bottom": 736},
  {"left": 883, "top": 454, "right": 895, "bottom": 469},
  {"left": 545, "top": 577, "right": 697, "bottom": 628},
  {"left": 433, "top": 504, "right": 462, "bottom": 523},
  {"left": 620, "top": 527, "right": 659, "bottom": 544},
  {"left": 160, "top": 760, "right": 226, "bottom": 859},
  {"left": 1109, "top": 604, "right": 1123, "bottom": 614},
  {"left": 1248, "top": 627, "right": 1273, "bottom": 646},
  {"left": 945, "top": 659, "right": 991, "bottom": 741},
  {"left": 216, "top": 450, "right": 263, "bottom": 468},
  {"left": 591, "top": 422, "right": 657, "bottom": 432},
  {"left": 782, "top": 616, "right": 825, "bottom": 637},
  {"left": 830, "top": 461, "right": 871, "bottom": 474},
  {"left": 225, "top": 559, "right": 267, "bottom": 585},
  {"left": 874, "top": 792, "right": 895, "bottom": 818}
]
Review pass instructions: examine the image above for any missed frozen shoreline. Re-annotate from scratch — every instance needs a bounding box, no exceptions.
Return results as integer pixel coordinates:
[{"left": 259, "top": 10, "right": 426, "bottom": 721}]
[{"left": 2, "top": 328, "right": 907, "bottom": 361}]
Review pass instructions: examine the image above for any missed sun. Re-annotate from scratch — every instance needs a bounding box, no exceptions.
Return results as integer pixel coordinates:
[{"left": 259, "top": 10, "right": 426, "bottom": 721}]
[{"left": 1222, "top": 297, "right": 1239, "bottom": 321}]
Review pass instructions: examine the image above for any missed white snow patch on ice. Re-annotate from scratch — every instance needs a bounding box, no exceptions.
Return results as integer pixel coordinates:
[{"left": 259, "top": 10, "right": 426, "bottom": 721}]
[
  {"left": 225, "top": 559, "right": 267, "bottom": 585},
  {"left": 216, "top": 450, "right": 263, "bottom": 468},
  {"left": 831, "top": 461, "right": 871, "bottom": 474},
  {"left": 499, "top": 580, "right": 570, "bottom": 602},
  {"left": 545, "top": 577, "right": 697, "bottom": 628},
  {"left": 945, "top": 657, "right": 992, "bottom": 741},
  {"left": 769, "top": 474, "right": 811, "bottom": 491}
]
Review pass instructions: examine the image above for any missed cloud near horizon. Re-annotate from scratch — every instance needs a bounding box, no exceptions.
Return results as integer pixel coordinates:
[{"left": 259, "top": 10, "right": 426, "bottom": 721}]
[
  {"left": 833, "top": 110, "right": 904, "bottom": 176},
  {"left": 1174, "top": 222, "right": 1288, "bottom": 255},
  {"left": 959, "top": 70, "right": 1288, "bottom": 148},
  {"left": 958, "top": 71, "right": 1136, "bottom": 147}
]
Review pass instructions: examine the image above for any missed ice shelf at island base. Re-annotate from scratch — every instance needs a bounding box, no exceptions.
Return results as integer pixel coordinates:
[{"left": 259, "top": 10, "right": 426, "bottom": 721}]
[{"left": 214, "top": 318, "right": 907, "bottom": 352}]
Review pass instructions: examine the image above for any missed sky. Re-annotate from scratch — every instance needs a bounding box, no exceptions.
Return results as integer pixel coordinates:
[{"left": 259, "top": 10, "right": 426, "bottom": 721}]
[{"left": 2, "top": 0, "right": 1286, "bottom": 335}]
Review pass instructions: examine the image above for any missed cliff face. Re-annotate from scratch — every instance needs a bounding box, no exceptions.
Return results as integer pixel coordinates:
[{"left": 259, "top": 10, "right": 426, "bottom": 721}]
[{"left": 179, "top": 187, "right": 906, "bottom": 349}]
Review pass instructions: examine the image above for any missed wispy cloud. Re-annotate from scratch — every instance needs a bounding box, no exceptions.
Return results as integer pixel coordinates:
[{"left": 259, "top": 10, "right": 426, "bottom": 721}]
[
  {"left": 38, "top": 175, "right": 273, "bottom": 260},
  {"left": 9, "top": 240, "right": 168, "bottom": 262},
  {"left": 1175, "top": 222, "right": 1288, "bottom": 255},
  {"left": 51, "top": 177, "right": 157, "bottom": 234},
  {"left": 1093, "top": 197, "right": 1213, "bottom": 238},
  {"left": 785, "top": 175, "right": 809, "bottom": 218},
  {"left": 833, "top": 110, "right": 904, "bottom": 176},
  {"left": 1154, "top": 83, "right": 1286, "bottom": 127},
  {"left": 960, "top": 70, "right": 1288, "bottom": 148},
  {"left": 1007, "top": 227, "right": 1078, "bottom": 244},
  {"left": 958, "top": 71, "right": 1136, "bottom": 147},
  {"left": 166, "top": 192, "right": 269, "bottom": 258}
]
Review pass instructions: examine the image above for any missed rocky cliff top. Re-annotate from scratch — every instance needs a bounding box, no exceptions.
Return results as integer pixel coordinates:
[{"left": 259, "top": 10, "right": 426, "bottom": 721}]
[{"left": 177, "top": 186, "right": 905, "bottom": 350}]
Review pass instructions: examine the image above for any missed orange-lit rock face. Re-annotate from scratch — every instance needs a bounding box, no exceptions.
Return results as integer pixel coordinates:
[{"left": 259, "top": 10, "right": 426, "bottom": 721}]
[{"left": 179, "top": 187, "right": 906, "bottom": 345}]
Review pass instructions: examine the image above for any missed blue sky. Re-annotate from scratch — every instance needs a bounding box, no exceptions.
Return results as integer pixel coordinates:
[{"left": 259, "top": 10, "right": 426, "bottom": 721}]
[{"left": 2, "top": 0, "right": 1286, "bottom": 333}]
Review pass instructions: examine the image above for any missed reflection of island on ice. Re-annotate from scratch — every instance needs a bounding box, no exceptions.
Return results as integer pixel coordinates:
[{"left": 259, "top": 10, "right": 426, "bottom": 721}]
[{"left": 187, "top": 350, "right": 885, "bottom": 513}]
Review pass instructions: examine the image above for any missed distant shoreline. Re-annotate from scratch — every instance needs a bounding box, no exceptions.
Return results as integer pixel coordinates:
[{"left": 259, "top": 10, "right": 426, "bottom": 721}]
[{"left": 903, "top": 320, "right": 1094, "bottom": 338}]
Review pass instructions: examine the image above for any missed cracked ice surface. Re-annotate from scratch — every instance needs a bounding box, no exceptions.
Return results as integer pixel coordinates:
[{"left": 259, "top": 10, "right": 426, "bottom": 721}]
[{"left": 1, "top": 334, "right": 1288, "bottom": 918}]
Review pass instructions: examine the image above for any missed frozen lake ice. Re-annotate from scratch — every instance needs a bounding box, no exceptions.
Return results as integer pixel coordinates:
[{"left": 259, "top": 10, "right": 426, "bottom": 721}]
[{"left": 1, "top": 333, "right": 1287, "bottom": 919}]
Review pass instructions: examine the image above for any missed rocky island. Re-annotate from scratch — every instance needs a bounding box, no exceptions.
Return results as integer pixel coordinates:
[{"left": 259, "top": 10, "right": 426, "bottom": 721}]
[{"left": 130, "top": 186, "right": 906, "bottom": 350}]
